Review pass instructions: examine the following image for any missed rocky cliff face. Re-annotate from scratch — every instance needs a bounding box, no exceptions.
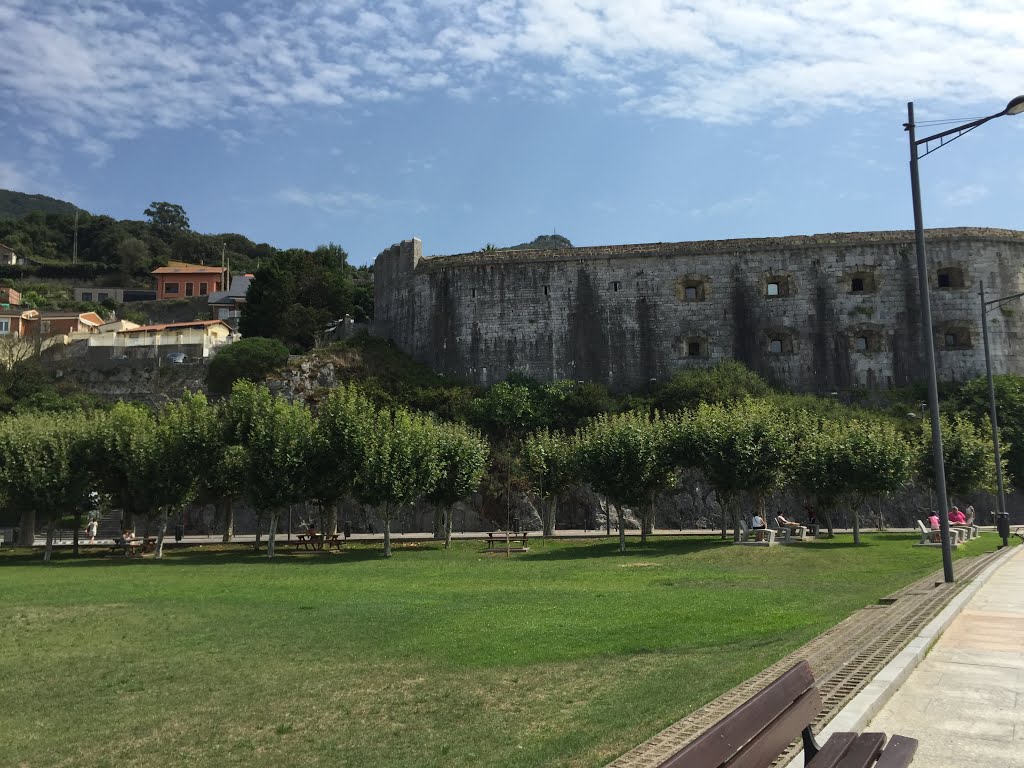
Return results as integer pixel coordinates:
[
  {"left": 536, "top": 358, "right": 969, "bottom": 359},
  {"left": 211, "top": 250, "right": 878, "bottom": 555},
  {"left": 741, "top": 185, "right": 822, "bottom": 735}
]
[{"left": 51, "top": 362, "right": 207, "bottom": 406}]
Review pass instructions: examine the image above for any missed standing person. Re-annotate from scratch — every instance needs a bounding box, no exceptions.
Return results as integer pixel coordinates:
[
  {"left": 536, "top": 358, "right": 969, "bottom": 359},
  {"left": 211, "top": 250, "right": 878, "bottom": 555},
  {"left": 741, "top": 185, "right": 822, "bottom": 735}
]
[
  {"left": 86, "top": 518, "right": 98, "bottom": 544},
  {"left": 964, "top": 504, "right": 976, "bottom": 526}
]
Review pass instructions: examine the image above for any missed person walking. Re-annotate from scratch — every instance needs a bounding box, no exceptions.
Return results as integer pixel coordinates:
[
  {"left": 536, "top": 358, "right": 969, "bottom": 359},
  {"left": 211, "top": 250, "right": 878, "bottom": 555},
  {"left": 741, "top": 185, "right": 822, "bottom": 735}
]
[{"left": 86, "top": 518, "right": 98, "bottom": 544}]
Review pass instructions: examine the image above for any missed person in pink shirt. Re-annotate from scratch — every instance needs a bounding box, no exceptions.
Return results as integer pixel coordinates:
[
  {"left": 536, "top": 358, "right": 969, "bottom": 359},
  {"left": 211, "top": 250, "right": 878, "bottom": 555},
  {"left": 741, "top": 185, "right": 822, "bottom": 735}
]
[
  {"left": 928, "top": 513, "right": 940, "bottom": 530},
  {"left": 948, "top": 506, "right": 967, "bottom": 525}
]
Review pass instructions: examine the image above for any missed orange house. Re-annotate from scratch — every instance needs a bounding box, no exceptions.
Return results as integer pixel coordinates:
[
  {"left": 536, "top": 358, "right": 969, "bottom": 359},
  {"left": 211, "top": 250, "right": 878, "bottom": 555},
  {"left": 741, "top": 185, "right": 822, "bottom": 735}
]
[
  {"left": 37, "top": 310, "right": 104, "bottom": 337},
  {"left": 152, "top": 262, "right": 226, "bottom": 300}
]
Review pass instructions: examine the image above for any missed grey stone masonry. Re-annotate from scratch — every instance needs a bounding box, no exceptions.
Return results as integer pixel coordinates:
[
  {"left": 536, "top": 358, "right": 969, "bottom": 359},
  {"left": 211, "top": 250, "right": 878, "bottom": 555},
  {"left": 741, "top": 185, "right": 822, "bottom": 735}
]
[{"left": 373, "top": 228, "right": 1024, "bottom": 393}]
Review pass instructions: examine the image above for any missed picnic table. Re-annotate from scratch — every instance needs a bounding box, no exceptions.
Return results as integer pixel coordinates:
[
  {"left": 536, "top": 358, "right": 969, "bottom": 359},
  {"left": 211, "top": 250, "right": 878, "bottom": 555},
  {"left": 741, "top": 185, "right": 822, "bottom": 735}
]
[{"left": 294, "top": 533, "right": 344, "bottom": 551}]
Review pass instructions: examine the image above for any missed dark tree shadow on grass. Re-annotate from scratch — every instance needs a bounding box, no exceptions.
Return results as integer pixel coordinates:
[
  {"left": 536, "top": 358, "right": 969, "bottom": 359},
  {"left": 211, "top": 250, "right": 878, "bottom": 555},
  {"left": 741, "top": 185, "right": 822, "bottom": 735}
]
[{"left": 523, "top": 536, "right": 729, "bottom": 561}]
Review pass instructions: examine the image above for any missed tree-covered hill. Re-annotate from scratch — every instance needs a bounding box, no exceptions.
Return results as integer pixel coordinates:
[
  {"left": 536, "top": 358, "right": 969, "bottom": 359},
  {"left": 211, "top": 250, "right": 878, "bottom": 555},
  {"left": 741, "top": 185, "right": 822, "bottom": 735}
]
[
  {"left": 0, "top": 189, "right": 83, "bottom": 219},
  {"left": 508, "top": 234, "right": 573, "bottom": 250}
]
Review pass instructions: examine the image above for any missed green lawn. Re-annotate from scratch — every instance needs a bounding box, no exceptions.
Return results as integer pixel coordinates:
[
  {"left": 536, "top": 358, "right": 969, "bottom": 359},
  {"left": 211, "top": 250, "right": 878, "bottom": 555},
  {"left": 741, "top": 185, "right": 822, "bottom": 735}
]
[{"left": 0, "top": 534, "right": 1000, "bottom": 768}]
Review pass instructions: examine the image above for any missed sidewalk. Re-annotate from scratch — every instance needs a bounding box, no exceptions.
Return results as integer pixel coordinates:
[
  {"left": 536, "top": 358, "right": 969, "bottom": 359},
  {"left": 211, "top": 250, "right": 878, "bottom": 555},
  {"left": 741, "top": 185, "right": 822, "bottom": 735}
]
[{"left": 868, "top": 546, "right": 1024, "bottom": 767}]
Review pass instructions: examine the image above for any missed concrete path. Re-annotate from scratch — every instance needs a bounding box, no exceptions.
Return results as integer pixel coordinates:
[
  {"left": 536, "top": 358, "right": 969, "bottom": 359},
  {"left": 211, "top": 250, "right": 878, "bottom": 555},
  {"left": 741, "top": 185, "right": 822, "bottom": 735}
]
[{"left": 868, "top": 546, "right": 1024, "bottom": 768}]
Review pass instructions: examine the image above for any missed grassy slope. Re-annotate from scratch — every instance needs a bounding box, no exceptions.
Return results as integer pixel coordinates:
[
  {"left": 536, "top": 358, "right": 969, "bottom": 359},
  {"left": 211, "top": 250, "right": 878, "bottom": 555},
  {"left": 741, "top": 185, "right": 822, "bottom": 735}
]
[{"left": 0, "top": 534, "right": 1002, "bottom": 768}]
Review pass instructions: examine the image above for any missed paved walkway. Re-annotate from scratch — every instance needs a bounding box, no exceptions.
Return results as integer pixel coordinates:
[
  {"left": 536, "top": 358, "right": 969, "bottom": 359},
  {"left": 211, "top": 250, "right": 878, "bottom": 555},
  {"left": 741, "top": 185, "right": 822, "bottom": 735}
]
[{"left": 868, "top": 545, "right": 1024, "bottom": 768}]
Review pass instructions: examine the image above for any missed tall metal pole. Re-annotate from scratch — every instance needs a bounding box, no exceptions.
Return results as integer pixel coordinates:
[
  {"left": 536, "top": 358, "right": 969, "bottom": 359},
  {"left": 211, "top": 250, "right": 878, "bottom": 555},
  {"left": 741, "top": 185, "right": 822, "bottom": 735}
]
[
  {"left": 979, "top": 280, "right": 1008, "bottom": 517},
  {"left": 907, "top": 101, "right": 955, "bottom": 583}
]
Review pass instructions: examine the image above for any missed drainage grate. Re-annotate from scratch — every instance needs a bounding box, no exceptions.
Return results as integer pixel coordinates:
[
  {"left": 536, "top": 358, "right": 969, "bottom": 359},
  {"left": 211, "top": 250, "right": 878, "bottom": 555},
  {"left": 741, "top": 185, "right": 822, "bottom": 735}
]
[{"left": 606, "top": 548, "right": 1005, "bottom": 768}]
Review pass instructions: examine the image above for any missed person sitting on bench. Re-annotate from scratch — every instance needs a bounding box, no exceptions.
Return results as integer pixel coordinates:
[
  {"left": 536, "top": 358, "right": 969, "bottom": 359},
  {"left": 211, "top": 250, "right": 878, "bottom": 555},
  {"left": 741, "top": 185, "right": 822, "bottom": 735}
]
[
  {"left": 751, "top": 513, "right": 767, "bottom": 541},
  {"left": 928, "top": 512, "right": 940, "bottom": 531},
  {"left": 777, "top": 514, "right": 803, "bottom": 531},
  {"left": 948, "top": 506, "right": 967, "bottom": 525}
]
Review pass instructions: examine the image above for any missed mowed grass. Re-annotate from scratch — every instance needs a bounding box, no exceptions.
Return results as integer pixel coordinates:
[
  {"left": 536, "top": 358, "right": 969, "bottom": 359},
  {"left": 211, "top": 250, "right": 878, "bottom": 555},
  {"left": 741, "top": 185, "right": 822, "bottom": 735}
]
[{"left": 0, "top": 533, "right": 1002, "bottom": 768}]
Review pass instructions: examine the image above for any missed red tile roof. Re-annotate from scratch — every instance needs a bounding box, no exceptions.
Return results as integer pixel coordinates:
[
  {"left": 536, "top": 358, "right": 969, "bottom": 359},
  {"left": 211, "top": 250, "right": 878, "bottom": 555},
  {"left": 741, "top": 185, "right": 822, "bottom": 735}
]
[
  {"left": 151, "top": 265, "right": 226, "bottom": 275},
  {"left": 120, "top": 319, "right": 231, "bottom": 333}
]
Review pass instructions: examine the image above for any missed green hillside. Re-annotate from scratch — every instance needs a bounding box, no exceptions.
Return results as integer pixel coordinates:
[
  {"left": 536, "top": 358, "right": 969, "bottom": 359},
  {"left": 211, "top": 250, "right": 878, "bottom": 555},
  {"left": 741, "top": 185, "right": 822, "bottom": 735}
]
[{"left": 0, "top": 189, "right": 83, "bottom": 219}]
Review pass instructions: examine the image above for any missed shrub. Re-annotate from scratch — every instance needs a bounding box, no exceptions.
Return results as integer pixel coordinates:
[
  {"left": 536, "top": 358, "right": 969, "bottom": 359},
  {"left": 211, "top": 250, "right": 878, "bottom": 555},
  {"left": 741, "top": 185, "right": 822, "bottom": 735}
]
[{"left": 206, "top": 337, "right": 290, "bottom": 396}]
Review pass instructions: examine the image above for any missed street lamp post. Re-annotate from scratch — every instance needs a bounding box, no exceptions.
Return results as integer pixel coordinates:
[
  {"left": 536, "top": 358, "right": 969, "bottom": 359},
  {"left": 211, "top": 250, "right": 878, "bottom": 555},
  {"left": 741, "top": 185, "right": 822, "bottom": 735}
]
[
  {"left": 905, "top": 95, "right": 1024, "bottom": 584},
  {"left": 979, "top": 281, "right": 1024, "bottom": 521}
]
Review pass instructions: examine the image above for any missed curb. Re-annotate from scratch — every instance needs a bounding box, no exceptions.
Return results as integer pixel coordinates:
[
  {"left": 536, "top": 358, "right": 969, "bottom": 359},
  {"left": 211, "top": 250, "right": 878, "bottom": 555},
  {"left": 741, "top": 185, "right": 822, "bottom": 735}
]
[{"left": 779, "top": 545, "right": 1020, "bottom": 768}]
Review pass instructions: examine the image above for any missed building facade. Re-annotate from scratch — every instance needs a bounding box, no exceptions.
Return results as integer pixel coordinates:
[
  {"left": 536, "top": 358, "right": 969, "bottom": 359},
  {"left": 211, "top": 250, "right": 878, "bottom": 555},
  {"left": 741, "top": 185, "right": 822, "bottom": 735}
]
[
  {"left": 373, "top": 228, "right": 1024, "bottom": 393},
  {"left": 151, "top": 262, "right": 226, "bottom": 300}
]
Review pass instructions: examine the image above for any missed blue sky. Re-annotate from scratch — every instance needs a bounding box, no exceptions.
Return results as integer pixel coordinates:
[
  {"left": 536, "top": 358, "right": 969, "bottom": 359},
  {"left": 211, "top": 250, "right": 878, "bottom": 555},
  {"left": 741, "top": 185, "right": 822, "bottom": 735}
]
[{"left": 1, "top": 0, "right": 1022, "bottom": 266}]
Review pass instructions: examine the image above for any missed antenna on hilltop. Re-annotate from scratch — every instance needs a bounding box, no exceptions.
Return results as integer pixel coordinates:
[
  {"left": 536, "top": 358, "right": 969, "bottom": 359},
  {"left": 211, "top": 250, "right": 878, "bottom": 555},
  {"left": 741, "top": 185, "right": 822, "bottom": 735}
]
[{"left": 72, "top": 210, "right": 79, "bottom": 264}]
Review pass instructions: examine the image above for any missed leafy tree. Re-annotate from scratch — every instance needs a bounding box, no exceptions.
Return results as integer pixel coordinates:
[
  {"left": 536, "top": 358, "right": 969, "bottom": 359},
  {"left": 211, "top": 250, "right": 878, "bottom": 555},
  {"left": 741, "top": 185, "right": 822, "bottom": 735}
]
[
  {"left": 91, "top": 402, "right": 157, "bottom": 536},
  {"left": 144, "top": 202, "right": 190, "bottom": 233},
  {"left": 653, "top": 361, "right": 772, "bottom": 413},
  {"left": 354, "top": 408, "right": 441, "bottom": 557},
  {"left": 0, "top": 413, "right": 95, "bottom": 559},
  {"left": 117, "top": 236, "right": 149, "bottom": 279},
  {"left": 793, "top": 414, "right": 913, "bottom": 543},
  {"left": 952, "top": 374, "right": 1024, "bottom": 486},
  {"left": 206, "top": 337, "right": 290, "bottom": 396},
  {"left": 575, "top": 412, "right": 669, "bottom": 552},
  {"left": 199, "top": 443, "right": 248, "bottom": 542},
  {"left": 522, "top": 428, "right": 576, "bottom": 537},
  {"left": 538, "top": 380, "right": 615, "bottom": 432},
  {"left": 918, "top": 412, "right": 1001, "bottom": 499},
  {"left": 230, "top": 382, "right": 315, "bottom": 558},
  {"left": 309, "top": 383, "right": 376, "bottom": 535},
  {"left": 691, "top": 400, "right": 793, "bottom": 541},
  {"left": 470, "top": 381, "right": 544, "bottom": 441},
  {"left": 427, "top": 423, "right": 490, "bottom": 548},
  {"left": 240, "top": 247, "right": 354, "bottom": 351}
]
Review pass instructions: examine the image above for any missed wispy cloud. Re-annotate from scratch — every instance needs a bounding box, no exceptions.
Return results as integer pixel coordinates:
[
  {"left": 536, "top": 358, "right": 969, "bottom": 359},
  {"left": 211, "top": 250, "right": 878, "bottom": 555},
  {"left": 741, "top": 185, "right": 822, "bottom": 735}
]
[
  {"left": 2, "top": 0, "right": 1022, "bottom": 166},
  {"left": 944, "top": 183, "right": 990, "bottom": 207},
  {"left": 277, "top": 186, "right": 395, "bottom": 214}
]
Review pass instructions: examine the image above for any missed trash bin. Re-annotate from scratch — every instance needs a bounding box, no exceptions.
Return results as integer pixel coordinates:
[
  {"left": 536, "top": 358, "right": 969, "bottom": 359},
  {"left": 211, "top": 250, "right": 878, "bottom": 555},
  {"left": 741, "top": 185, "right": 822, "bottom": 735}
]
[{"left": 174, "top": 523, "right": 184, "bottom": 543}]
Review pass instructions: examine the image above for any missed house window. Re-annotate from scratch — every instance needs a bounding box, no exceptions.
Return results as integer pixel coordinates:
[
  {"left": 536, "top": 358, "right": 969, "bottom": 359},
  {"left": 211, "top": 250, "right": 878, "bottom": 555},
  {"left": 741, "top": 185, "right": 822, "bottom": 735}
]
[
  {"left": 200, "top": 283, "right": 208, "bottom": 296},
  {"left": 855, "top": 336, "right": 868, "bottom": 352},
  {"left": 769, "top": 339, "right": 783, "bottom": 354},
  {"left": 185, "top": 283, "right": 194, "bottom": 297},
  {"left": 0, "top": 319, "right": 9, "bottom": 334},
  {"left": 767, "top": 282, "right": 779, "bottom": 297},
  {"left": 82, "top": 292, "right": 93, "bottom": 301},
  {"left": 165, "top": 282, "right": 179, "bottom": 294},
  {"left": 97, "top": 293, "right": 108, "bottom": 302},
  {"left": 688, "top": 341, "right": 702, "bottom": 357}
]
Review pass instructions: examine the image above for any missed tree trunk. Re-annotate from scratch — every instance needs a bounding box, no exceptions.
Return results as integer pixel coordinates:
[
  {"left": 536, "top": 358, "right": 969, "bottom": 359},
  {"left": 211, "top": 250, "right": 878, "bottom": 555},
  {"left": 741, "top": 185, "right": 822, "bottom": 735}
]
[
  {"left": 254, "top": 525, "right": 262, "bottom": 550},
  {"left": 542, "top": 497, "right": 556, "bottom": 537},
  {"left": 267, "top": 511, "right": 278, "bottom": 558},
  {"left": 18, "top": 507, "right": 35, "bottom": 547},
  {"left": 433, "top": 506, "right": 444, "bottom": 539},
  {"left": 605, "top": 497, "right": 611, "bottom": 537},
  {"left": 72, "top": 512, "right": 82, "bottom": 557},
  {"left": 731, "top": 503, "right": 741, "bottom": 543},
  {"left": 444, "top": 505, "right": 454, "bottom": 549},
  {"left": 852, "top": 501, "right": 862, "bottom": 545},
  {"left": 720, "top": 499, "right": 728, "bottom": 540},
  {"left": 43, "top": 518, "right": 55, "bottom": 562},
  {"left": 328, "top": 501, "right": 338, "bottom": 536},
  {"left": 617, "top": 503, "right": 626, "bottom": 553},
  {"left": 121, "top": 493, "right": 135, "bottom": 532},
  {"left": 221, "top": 498, "right": 234, "bottom": 542},
  {"left": 383, "top": 511, "right": 393, "bottom": 558},
  {"left": 155, "top": 508, "right": 169, "bottom": 559}
]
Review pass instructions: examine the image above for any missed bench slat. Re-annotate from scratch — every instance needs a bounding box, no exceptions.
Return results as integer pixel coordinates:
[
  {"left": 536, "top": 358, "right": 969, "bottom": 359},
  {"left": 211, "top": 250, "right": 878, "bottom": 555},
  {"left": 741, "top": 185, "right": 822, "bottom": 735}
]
[
  {"left": 658, "top": 661, "right": 817, "bottom": 768},
  {"left": 833, "top": 733, "right": 884, "bottom": 768},
  {"left": 724, "top": 689, "right": 821, "bottom": 768},
  {"left": 873, "top": 735, "right": 918, "bottom": 768},
  {"left": 804, "top": 733, "right": 858, "bottom": 768}
]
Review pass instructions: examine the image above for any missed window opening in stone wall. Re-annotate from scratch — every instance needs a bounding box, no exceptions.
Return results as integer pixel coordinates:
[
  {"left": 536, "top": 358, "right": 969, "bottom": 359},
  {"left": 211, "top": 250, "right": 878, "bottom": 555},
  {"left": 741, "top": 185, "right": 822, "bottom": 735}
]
[
  {"left": 769, "top": 339, "right": 783, "bottom": 354},
  {"left": 767, "top": 282, "right": 779, "bottom": 297},
  {"left": 688, "top": 342, "right": 702, "bottom": 356},
  {"left": 685, "top": 286, "right": 697, "bottom": 300},
  {"left": 612, "top": 281, "right": 621, "bottom": 292},
  {"left": 471, "top": 288, "right": 476, "bottom": 298},
  {"left": 543, "top": 285, "right": 549, "bottom": 296},
  {"left": 851, "top": 277, "right": 865, "bottom": 293},
  {"left": 855, "top": 336, "right": 868, "bottom": 352},
  {"left": 936, "top": 267, "right": 964, "bottom": 289},
  {"left": 944, "top": 333, "right": 956, "bottom": 347}
]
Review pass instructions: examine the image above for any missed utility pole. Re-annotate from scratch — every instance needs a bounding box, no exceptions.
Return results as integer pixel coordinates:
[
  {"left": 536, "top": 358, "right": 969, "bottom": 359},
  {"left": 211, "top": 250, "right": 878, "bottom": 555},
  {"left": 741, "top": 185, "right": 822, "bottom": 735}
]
[{"left": 72, "top": 210, "right": 79, "bottom": 264}]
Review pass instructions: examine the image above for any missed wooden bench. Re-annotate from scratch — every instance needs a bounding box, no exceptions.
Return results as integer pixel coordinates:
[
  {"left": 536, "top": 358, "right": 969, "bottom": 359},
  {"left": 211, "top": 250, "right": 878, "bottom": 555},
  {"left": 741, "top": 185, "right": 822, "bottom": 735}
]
[
  {"left": 737, "top": 520, "right": 777, "bottom": 546},
  {"left": 657, "top": 660, "right": 917, "bottom": 768},
  {"left": 485, "top": 530, "right": 529, "bottom": 553},
  {"left": 325, "top": 533, "right": 345, "bottom": 550}
]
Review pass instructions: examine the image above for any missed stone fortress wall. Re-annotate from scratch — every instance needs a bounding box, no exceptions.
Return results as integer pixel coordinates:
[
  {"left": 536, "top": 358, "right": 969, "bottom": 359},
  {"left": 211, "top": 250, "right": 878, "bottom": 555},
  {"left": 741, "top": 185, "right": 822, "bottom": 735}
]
[{"left": 373, "top": 228, "right": 1024, "bottom": 393}]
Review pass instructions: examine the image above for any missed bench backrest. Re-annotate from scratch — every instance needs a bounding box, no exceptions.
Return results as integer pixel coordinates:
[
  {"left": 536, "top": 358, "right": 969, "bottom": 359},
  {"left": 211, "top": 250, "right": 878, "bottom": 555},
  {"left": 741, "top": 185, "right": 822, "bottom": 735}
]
[
  {"left": 738, "top": 520, "right": 750, "bottom": 537},
  {"left": 915, "top": 519, "right": 928, "bottom": 534},
  {"left": 658, "top": 661, "right": 820, "bottom": 768}
]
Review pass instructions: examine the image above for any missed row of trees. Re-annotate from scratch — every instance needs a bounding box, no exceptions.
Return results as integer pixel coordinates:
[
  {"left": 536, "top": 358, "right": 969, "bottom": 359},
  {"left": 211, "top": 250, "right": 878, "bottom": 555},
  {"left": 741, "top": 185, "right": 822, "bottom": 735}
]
[
  {"left": 522, "top": 400, "right": 1001, "bottom": 551},
  {"left": 0, "top": 381, "right": 489, "bottom": 560}
]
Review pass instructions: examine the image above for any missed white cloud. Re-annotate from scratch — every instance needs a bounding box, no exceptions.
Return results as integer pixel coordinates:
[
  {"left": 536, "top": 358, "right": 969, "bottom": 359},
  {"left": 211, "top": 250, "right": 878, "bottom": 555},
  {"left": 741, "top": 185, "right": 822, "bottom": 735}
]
[
  {"left": 277, "top": 185, "right": 396, "bottom": 214},
  {"left": 945, "top": 183, "right": 989, "bottom": 207},
  {"left": 2, "top": 0, "right": 1023, "bottom": 166}
]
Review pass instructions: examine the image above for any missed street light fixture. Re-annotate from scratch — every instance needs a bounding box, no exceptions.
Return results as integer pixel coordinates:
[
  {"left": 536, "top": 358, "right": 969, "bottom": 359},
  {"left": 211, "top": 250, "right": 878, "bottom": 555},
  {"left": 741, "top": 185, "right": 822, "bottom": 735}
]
[
  {"left": 905, "top": 96, "right": 1024, "bottom": 584},
  {"left": 979, "top": 281, "right": 1024, "bottom": 522}
]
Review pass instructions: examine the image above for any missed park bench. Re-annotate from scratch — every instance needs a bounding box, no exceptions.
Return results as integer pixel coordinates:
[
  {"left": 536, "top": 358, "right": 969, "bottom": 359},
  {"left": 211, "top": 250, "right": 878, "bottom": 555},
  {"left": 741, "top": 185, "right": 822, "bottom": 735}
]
[
  {"left": 914, "top": 520, "right": 962, "bottom": 548},
  {"left": 774, "top": 517, "right": 809, "bottom": 543},
  {"left": 737, "top": 520, "right": 777, "bottom": 546},
  {"left": 325, "top": 533, "right": 345, "bottom": 550},
  {"left": 485, "top": 530, "right": 529, "bottom": 553},
  {"left": 657, "top": 660, "right": 917, "bottom": 768}
]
